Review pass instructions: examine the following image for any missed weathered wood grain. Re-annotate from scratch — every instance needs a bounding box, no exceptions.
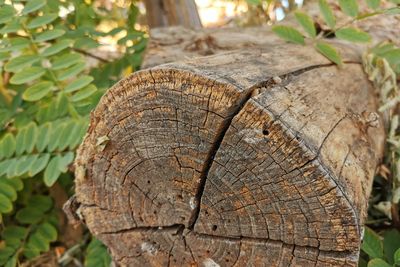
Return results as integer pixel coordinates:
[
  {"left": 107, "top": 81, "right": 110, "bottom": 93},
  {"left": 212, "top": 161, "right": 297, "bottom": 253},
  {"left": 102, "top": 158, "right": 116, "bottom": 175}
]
[{"left": 73, "top": 42, "right": 385, "bottom": 266}]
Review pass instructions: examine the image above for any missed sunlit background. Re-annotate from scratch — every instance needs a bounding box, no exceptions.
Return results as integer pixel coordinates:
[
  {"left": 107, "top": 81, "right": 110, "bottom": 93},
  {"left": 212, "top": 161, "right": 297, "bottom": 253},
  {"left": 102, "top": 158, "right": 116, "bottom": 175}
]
[{"left": 195, "top": 0, "right": 304, "bottom": 27}]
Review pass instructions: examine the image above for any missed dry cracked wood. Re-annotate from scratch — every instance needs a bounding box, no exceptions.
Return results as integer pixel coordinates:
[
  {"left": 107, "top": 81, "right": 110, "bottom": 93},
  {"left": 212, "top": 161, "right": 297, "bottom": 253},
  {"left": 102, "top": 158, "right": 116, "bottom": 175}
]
[{"left": 73, "top": 44, "right": 385, "bottom": 266}]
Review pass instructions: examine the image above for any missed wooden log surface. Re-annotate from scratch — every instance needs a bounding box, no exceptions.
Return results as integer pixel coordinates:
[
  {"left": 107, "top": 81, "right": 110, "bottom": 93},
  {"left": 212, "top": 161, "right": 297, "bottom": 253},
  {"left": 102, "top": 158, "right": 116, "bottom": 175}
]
[
  {"left": 72, "top": 42, "right": 386, "bottom": 266},
  {"left": 69, "top": 4, "right": 400, "bottom": 266}
]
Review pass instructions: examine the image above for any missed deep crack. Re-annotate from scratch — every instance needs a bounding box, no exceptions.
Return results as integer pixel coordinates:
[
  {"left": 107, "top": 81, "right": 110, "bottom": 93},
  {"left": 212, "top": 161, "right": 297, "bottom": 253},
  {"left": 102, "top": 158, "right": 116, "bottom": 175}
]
[{"left": 187, "top": 86, "right": 255, "bottom": 230}]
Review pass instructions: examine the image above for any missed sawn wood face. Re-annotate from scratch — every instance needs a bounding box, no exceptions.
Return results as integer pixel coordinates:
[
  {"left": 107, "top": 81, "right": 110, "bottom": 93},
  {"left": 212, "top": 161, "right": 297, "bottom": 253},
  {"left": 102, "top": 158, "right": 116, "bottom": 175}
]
[{"left": 74, "top": 45, "right": 384, "bottom": 266}]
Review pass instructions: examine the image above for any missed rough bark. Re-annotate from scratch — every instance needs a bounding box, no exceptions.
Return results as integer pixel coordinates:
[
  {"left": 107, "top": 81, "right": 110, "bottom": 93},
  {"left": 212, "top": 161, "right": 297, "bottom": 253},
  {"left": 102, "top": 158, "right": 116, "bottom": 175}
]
[
  {"left": 143, "top": 0, "right": 202, "bottom": 29},
  {"left": 72, "top": 42, "right": 385, "bottom": 266}
]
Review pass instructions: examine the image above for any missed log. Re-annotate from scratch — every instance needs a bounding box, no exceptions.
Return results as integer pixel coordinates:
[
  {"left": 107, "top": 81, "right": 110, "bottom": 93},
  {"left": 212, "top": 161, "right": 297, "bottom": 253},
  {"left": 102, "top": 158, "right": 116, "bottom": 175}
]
[
  {"left": 69, "top": 3, "right": 400, "bottom": 266},
  {"left": 73, "top": 42, "right": 386, "bottom": 266}
]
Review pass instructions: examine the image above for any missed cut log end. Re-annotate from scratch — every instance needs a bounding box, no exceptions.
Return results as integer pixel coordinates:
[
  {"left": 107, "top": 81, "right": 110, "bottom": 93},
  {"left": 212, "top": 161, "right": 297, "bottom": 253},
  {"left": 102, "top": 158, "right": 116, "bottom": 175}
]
[{"left": 74, "top": 47, "right": 384, "bottom": 266}]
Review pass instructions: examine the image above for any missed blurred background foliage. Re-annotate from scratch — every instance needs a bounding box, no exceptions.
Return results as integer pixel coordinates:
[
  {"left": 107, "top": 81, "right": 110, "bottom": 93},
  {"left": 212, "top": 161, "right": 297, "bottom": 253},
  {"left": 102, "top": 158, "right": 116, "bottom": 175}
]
[{"left": 0, "top": 0, "right": 398, "bottom": 266}]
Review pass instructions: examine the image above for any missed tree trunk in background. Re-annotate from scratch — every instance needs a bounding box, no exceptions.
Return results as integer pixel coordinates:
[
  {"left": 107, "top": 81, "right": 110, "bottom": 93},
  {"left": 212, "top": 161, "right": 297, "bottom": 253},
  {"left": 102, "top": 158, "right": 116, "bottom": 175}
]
[
  {"left": 143, "top": 0, "right": 202, "bottom": 29},
  {"left": 68, "top": 2, "right": 400, "bottom": 266}
]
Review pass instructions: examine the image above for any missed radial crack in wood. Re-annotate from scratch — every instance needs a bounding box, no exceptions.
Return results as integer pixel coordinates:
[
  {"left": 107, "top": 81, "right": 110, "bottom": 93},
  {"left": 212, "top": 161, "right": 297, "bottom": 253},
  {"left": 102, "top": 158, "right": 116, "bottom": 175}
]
[{"left": 74, "top": 45, "right": 384, "bottom": 266}]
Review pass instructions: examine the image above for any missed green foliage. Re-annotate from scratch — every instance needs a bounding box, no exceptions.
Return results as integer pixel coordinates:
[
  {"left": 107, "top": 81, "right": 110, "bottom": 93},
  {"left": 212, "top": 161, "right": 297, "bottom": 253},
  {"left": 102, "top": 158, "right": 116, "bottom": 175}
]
[
  {"left": 335, "top": 27, "right": 372, "bottom": 43},
  {"left": 84, "top": 238, "right": 112, "bottom": 267},
  {"left": 361, "top": 228, "right": 400, "bottom": 267},
  {"left": 318, "top": 0, "right": 336, "bottom": 28},
  {"left": 0, "top": 0, "right": 146, "bottom": 265},
  {"left": 294, "top": 11, "right": 316, "bottom": 38},
  {"left": 272, "top": 0, "right": 398, "bottom": 67},
  {"left": 362, "top": 227, "right": 384, "bottom": 259},
  {"left": 272, "top": 25, "right": 305, "bottom": 45},
  {"left": 314, "top": 41, "right": 342, "bottom": 66},
  {"left": 338, "top": 0, "right": 359, "bottom": 17}
]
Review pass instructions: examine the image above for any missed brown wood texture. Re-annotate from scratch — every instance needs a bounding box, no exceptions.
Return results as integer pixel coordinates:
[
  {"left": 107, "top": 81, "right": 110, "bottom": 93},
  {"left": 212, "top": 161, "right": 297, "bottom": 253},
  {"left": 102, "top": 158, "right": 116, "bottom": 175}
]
[
  {"left": 71, "top": 3, "right": 400, "bottom": 266},
  {"left": 73, "top": 44, "right": 385, "bottom": 266},
  {"left": 143, "top": 0, "right": 202, "bottom": 29}
]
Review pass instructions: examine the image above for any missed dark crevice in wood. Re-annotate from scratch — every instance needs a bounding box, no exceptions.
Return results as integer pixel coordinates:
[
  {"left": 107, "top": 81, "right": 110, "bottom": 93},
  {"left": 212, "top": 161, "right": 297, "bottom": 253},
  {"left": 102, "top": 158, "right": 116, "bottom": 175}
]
[
  {"left": 99, "top": 223, "right": 355, "bottom": 256},
  {"left": 187, "top": 86, "right": 255, "bottom": 230},
  {"left": 100, "top": 224, "right": 185, "bottom": 235}
]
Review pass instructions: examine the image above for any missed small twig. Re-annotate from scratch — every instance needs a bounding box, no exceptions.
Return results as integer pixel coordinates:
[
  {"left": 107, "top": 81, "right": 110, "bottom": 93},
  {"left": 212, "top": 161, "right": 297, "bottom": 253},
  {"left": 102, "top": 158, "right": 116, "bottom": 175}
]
[
  {"left": 392, "top": 203, "right": 400, "bottom": 230},
  {"left": 72, "top": 48, "right": 110, "bottom": 63}
]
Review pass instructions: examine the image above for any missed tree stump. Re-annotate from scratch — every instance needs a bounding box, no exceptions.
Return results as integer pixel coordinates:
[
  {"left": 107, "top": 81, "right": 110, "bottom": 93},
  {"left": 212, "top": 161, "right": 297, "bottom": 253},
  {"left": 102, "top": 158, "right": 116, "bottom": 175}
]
[{"left": 73, "top": 42, "right": 385, "bottom": 266}]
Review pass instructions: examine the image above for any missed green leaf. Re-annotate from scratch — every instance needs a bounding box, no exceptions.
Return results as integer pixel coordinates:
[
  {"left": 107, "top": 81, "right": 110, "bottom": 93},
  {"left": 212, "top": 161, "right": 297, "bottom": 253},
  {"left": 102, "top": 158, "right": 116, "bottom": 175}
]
[
  {"left": 58, "top": 152, "right": 74, "bottom": 172},
  {"left": 0, "top": 180, "right": 17, "bottom": 201},
  {"left": 0, "top": 193, "right": 13, "bottom": 213},
  {"left": 29, "top": 153, "right": 50, "bottom": 176},
  {"left": 272, "top": 26, "right": 305, "bottom": 45},
  {"left": 70, "top": 84, "right": 97, "bottom": 102},
  {"left": 41, "top": 40, "right": 72, "bottom": 57},
  {"left": 57, "top": 62, "right": 86, "bottom": 81},
  {"left": 6, "top": 159, "right": 17, "bottom": 178},
  {"left": 0, "top": 5, "right": 15, "bottom": 24},
  {"left": 65, "top": 75, "right": 94, "bottom": 93},
  {"left": 366, "top": 0, "right": 380, "bottom": 9},
  {"left": 9, "top": 67, "right": 45, "bottom": 85},
  {"left": 383, "top": 229, "right": 400, "bottom": 264},
  {"left": 36, "top": 123, "right": 51, "bottom": 152},
  {"left": 22, "top": 0, "right": 46, "bottom": 14},
  {"left": 394, "top": 248, "right": 400, "bottom": 265},
  {"left": 0, "top": 21, "right": 21, "bottom": 34},
  {"left": 0, "top": 247, "right": 14, "bottom": 264},
  {"left": 380, "top": 49, "right": 400, "bottom": 67},
  {"left": 23, "top": 245, "right": 40, "bottom": 260},
  {"left": 28, "top": 232, "right": 49, "bottom": 252},
  {"left": 55, "top": 93, "right": 69, "bottom": 118},
  {"left": 367, "top": 258, "right": 391, "bottom": 267},
  {"left": 15, "top": 128, "right": 26, "bottom": 156},
  {"left": 58, "top": 122, "right": 74, "bottom": 151},
  {"left": 3, "top": 178, "right": 23, "bottom": 191},
  {"left": 0, "top": 52, "right": 10, "bottom": 61},
  {"left": 27, "top": 13, "right": 58, "bottom": 29},
  {"left": 7, "top": 38, "right": 30, "bottom": 52},
  {"left": 3, "top": 226, "right": 27, "bottom": 240},
  {"left": 34, "top": 29, "right": 65, "bottom": 43},
  {"left": 315, "top": 41, "right": 342, "bottom": 65},
  {"left": 0, "top": 133, "right": 16, "bottom": 158},
  {"left": 51, "top": 53, "right": 83, "bottom": 70},
  {"left": 48, "top": 122, "right": 64, "bottom": 152},
  {"left": 85, "top": 238, "right": 111, "bottom": 267},
  {"left": 319, "top": 0, "right": 336, "bottom": 28},
  {"left": 44, "top": 156, "right": 61, "bottom": 186},
  {"left": 67, "top": 121, "right": 87, "bottom": 149},
  {"left": 339, "top": 0, "right": 359, "bottom": 17},
  {"left": 0, "top": 160, "right": 10, "bottom": 176},
  {"left": 362, "top": 227, "right": 384, "bottom": 259},
  {"left": 4, "top": 54, "right": 41, "bottom": 73},
  {"left": 24, "top": 123, "right": 38, "bottom": 153},
  {"left": 37, "top": 223, "right": 57, "bottom": 242},
  {"left": 16, "top": 207, "right": 44, "bottom": 224},
  {"left": 4, "top": 255, "right": 17, "bottom": 267},
  {"left": 73, "top": 37, "right": 100, "bottom": 50},
  {"left": 23, "top": 81, "right": 54, "bottom": 102},
  {"left": 384, "top": 7, "right": 400, "bottom": 15},
  {"left": 294, "top": 11, "right": 316, "bottom": 38},
  {"left": 335, "top": 27, "right": 371, "bottom": 43},
  {"left": 29, "top": 195, "right": 52, "bottom": 212}
]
